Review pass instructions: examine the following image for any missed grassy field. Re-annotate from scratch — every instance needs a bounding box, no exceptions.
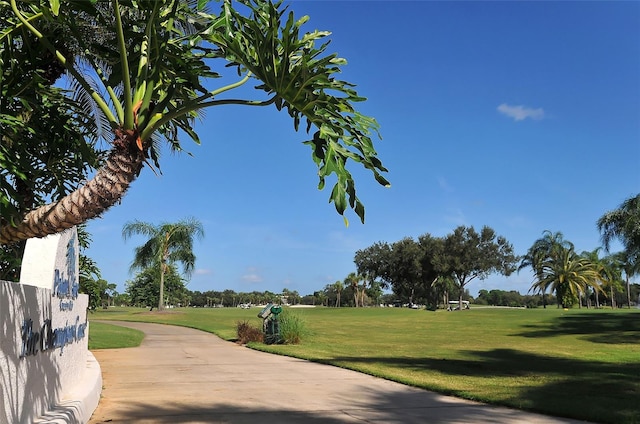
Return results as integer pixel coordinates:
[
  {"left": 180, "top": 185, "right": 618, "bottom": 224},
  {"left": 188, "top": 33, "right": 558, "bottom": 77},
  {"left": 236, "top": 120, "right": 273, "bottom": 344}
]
[{"left": 89, "top": 306, "right": 640, "bottom": 424}]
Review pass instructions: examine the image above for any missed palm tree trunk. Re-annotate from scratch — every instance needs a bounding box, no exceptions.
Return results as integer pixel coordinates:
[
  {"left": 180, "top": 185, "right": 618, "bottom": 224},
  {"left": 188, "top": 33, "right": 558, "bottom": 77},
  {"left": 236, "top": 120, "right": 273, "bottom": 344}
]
[
  {"left": 626, "top": 276, "right": 631, "bottom": 309},
  {"left": 158, "top": 261, "right": 166, "bottom": 311},
  {"left": 0, "top": 132, "right": 144, "bottom": 245},
  {"left": 611, "top": 286, "right": 615, "bottom": 309}
]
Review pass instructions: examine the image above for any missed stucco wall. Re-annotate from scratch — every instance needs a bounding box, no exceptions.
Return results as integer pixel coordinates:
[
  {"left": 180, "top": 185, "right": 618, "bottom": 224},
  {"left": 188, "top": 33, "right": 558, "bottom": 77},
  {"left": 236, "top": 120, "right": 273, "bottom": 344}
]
[
  {"left": 0, "top": 228, "right": 99, "bottom": 423},
  {"left": 0, "top": 281, "right": 90, "bottom": 423}
]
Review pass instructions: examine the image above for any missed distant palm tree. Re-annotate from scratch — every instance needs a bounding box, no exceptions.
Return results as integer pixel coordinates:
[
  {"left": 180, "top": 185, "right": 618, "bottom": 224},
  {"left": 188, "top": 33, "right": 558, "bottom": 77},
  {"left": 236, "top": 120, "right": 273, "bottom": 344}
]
[
  {"left": 122, "top": 217, "right": 204, "bottom": 311},
  {"left": 344, "top": 272, "right": 364, "bottom": 307},
  {"left": 597, "top": 194, "right": 640, "bottom": 308},
  {"left": 532, "top": 245, "right": 599, "bottom": 309},
  {"left": 612, "top": 251, "right": 639, "bottom": 309},
  {"left": 520, "top": 231, "right": 573, "bottom": 308},
  {"left": 333, "top": 280, "right": 343, "bottom": 307},
  {"left": 580, "top": 248, "right": 607, "bottom": 308},
  {"left": 600, "top": 254, "right": 624, "bottom": 309},
  {"left": 597, "top": 193, "right": 640, "bottom": 257}
]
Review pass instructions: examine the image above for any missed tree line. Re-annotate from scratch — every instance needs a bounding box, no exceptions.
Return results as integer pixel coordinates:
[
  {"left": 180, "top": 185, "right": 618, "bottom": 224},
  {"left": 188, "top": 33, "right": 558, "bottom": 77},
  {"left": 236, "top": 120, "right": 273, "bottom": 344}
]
[
  {"left": 351, "top": 194, "right": 639, "bottom": 310},
  {"left": 76, "top": 193, "right": 638, "bottom": 311}
]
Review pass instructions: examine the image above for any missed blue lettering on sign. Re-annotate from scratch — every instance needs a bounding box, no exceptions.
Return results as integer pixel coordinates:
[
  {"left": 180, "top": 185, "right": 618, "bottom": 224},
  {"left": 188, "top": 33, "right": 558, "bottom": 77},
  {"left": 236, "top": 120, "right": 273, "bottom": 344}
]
[
  {"left": 20, "top": 231, "right": 89, "bottom": 358},
  {"left": 20, "top": 319, "right": 39, "bottom": 357},
  {"left": 19, "top": 316, "right": 88, "bottom": 358},
  {"left": 59, "top": 300, "right": 74, "bottom": 311},
  {"left": 52, "top": 237, "right": 79, "bottom": 302},
  {"left": 77, "top": 320, "right": 87, "bottom": 340}
]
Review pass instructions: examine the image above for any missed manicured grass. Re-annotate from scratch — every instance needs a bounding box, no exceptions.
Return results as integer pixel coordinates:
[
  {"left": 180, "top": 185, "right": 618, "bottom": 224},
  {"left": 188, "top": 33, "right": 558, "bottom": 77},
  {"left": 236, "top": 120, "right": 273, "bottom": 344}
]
[
  {"left": 88, "top": 321, "right": 145, "bottom": 349},
  {"left": 89, "top": 306, "right": 640, "bottom": 424}
]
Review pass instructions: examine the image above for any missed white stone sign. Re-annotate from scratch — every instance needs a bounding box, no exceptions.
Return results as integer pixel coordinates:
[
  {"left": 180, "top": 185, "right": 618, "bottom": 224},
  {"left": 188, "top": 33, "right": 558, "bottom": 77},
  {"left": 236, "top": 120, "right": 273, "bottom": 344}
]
[{"left": 1, "top": 227, "right": 101, "bottom": 424}]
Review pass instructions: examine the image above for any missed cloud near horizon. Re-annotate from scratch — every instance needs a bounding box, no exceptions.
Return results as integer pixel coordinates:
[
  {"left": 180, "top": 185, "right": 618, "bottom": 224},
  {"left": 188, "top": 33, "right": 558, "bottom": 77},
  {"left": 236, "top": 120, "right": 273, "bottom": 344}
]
[
  {"left": 497, "top": 103, "right": 545, "bottom": 121},
  {"left": 242, "top": 267, "right": 263, "bottom": 283}
]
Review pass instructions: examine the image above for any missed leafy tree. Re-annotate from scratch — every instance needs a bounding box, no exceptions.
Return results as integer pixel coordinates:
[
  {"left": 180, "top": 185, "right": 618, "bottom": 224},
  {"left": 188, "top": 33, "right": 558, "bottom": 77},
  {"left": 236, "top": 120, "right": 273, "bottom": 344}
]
[
  {"left": 0, "top": 243, "right": 23, "bottom": 281},
  {"left": 1, "top": 2, "right": 103, "bottom": 231},
  {"left": 355, "top": 235, "right": 447, "bottom": 309},
  {"left": 221, "top": 289, "right": 238, "bottom": 307},
  {"left": 355, "top": 239, "right": 419, "bottom": 304},
  {"left": 434, "top": 226, "right": 517, "bottom": 311},
  {"left": 112, "top": 292, "right": 131, "bottom": 307},
  {"left": 354, "top": 241, "right": 392, "bottom": 301},
  {"left": 476, "top": 289, "right": 546, "bottom": 308},
  {"left": 77, "top": 223, "right": 107, "bottom": 309},
  {"left": 384, "top": 238, "right": 423, "bottom": 305},
  {"left": 122, "top": 217, "right": 204, "bottom": 311},
  {"left": 104, "top": 282, "right": 118, "bottom": 307},
  {"left": 126, "top": 264, "right": 187, "bottom": 309},
  {"left": 365, "top": 281, "right": 383, "bottom": 307},
  {"left": 417, "top": 234, "right": 447, "bottom": 309},
  {"left": 78, "top": 255, "right": 102, "bottom": 309},
  {"left": 1, "top": 0, "right": 388, "bottom": 245}
]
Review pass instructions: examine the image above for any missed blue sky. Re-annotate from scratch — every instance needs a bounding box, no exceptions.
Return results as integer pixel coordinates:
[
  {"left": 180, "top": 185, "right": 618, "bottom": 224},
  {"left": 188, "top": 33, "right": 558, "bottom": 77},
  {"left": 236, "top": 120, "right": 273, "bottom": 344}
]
[{"left": 86, "top": 1, "right": 640, "bottom": 298}]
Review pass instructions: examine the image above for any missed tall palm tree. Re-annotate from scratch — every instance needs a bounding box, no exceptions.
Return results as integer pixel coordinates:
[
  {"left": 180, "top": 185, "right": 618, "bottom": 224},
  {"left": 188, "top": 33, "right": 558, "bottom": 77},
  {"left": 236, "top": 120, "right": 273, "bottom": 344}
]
[
  {"left": 122, "top": 217, "right": 204, "bottom": 311},
  {"left": 520, "top": 230, "right": 573, "bottom": 308},
  {"left": 344, "top": 272, "right": 364, "bottom": 307},
  {"left": 580, "top": 248, "right": 608, "bottom": 308},
  {"left": 598, "top": 193, "right": 640, "bottom": 257},
  {"left": 1, "top": 0, "right": 388, "bottom": 245},
  {"left": 531, "top": 245, "right": 600, "bottom": 309},
  {"left": 333, "top": 280, "right": 343, "bottom": 308},
  {"left": 600, "top": 253, "right": 624, "bottom": 309},
  {"left": 598, "top": 194, "right": 640, "bottom": 308},
  {"left": 612, "top": 251, "right": 639, "bottom": 309}
]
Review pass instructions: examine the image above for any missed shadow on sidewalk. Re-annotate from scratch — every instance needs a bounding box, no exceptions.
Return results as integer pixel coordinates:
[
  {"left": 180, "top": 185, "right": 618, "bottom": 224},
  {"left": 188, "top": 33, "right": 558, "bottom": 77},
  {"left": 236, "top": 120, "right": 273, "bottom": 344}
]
[{"left": 89, "top": 388, "right": 579, "bottom": 424}]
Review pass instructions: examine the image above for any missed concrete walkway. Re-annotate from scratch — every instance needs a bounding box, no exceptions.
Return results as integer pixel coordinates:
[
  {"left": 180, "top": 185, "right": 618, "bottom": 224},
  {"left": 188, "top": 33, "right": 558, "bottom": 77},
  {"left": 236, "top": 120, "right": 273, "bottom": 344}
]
[{"left": 88, "top": 321, "right": 588, "bottom": 424}]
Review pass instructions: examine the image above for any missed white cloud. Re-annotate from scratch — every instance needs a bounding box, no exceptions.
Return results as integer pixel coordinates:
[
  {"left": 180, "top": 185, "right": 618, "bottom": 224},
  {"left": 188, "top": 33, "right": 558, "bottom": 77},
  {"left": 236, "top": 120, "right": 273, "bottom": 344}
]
[
  {"left": 194, "top": 268, "right": 212, "bottom": 276},
  {"left": 242, "top": 267, "right": 263, "bottom": 283},
  {"left": 497, "top": 103, "right": 545, "bottom": 121}
]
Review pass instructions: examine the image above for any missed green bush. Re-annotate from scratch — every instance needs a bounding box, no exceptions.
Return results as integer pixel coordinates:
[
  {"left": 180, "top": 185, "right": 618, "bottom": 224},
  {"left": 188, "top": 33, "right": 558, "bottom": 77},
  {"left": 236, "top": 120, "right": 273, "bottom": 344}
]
[
  {"left": 278, "top": 309, "right": 309, "bottom": 344},
  {"left": 236, "top": 320, "right": 263, "bottom": 344}
]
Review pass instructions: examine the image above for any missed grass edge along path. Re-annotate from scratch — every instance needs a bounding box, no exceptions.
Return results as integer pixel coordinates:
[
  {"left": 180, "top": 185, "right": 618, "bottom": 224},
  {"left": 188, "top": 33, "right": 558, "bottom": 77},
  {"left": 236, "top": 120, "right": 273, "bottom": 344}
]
[
  {"left": 88, "top": 306, "right": 640, "bottom": 424},
  {"left": 88, "top": 321, "right": 145, "bottom": 349}
]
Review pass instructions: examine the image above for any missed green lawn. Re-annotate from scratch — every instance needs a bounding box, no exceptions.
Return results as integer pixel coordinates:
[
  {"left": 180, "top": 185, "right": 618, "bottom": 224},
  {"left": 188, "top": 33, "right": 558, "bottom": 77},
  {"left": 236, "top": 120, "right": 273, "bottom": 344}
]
[
  {"left": 88, "top": 321, "right": 145, "bottom": 349},
  {"left": 89, "top": 306, "right": 640, "bottom": 424}
]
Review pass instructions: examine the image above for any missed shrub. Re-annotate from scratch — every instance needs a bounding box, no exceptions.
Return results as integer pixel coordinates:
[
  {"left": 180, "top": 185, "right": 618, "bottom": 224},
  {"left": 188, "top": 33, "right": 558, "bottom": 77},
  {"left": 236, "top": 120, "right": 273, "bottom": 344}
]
[
  {"left": 278, "top": 309, "right": 309, "bottom": 344},
  {"left": 236, "top": 320, "right": 263, "bottom": 344}
]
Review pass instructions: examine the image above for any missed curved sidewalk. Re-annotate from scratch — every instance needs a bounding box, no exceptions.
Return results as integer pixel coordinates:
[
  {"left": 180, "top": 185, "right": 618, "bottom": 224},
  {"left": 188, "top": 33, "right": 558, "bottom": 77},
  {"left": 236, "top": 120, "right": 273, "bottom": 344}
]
[{"left": 89, "top": 321, "right": 588, "bottom": 424}]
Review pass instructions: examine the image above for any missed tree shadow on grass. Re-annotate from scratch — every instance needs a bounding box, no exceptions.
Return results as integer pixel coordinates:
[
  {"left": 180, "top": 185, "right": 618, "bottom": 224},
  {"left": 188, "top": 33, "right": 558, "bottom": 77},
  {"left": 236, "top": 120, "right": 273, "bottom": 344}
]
[
  {"left": 514, "top": 312, "right": 640, "bottom": 344},
  {"left": 328, "top": 349, "right": 640, "bottom": 424}
]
